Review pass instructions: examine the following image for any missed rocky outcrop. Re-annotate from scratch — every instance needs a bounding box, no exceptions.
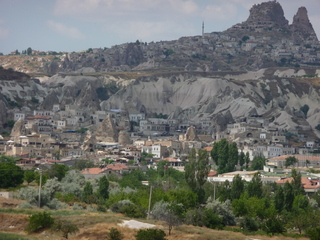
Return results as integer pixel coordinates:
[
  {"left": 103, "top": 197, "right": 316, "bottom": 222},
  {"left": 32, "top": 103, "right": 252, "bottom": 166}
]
[
  {"left": 227, "top": 1, "right": 289, "bottom": 34},
  {"left": 185, "top": 126, "right": 198, "bottom": 141},
  {"left": 95, "top": 114, "right": 118, "bottom": 142},
  {"left": 290, "top": 7, "right": 319, "bottom": 44},
  {"left": 0, "top": 93, "right": 8, "bottom": 127},
  {"left": 118, "top": 131, "right": 132, "bottom": 146},
  {"left": 246, "top": 1, "right": 288, "bottom": 28},
  {"left": 75, "top": 82, "right": 101, "bottom": 111},
  {"left": 10, "top": 118, "right": 28, "bottom": 142},
  {"left": 41, "top": 90, "right": 60, "bottom": 110}
]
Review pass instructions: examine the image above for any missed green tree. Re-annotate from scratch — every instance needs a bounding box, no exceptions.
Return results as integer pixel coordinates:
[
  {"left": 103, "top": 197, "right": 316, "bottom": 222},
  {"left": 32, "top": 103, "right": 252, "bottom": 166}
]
[
  {"left": 25, "top": 212, "right": 54, "bottom": 233},
  {"left": 211, "top": 139, "right": 238, "bottom": 173},
  {"left": 250, "top": 156, "right": 266, "bottom": 170},
  {"left": 51, "top": 220, "right": 79, "bottom": 239},
  {"left": 47, "top": 164, "right": 68, "bottom": 181},
  {"left": 82, "top": 181, "right": 93, "bottom": 203},
  {"left": 0, "top": 155, "right": 24, "bottom": 188},
  {"left": 283, "top": 181, "right": 294, "bottom": 211},
  {"left": 291, "top": 169, "right": 305, "bottom": 196},
  {"left": 74, "top": 160, "right": 94, "bottom": 170},
  {"left": 7, "top": 120, "right": 15, "bottom": 128},
  {"left": 242, "top": 36, "right": 249, "bottom": 42},
  {"left": 262, "top": 216, "right": 286, "bottom": 235},
  {"left": 185, "top": 148, "right": 210, "bottom": 203},
  {"left": 247, "top": 172, "right": 263, "bottom": 198},
  {"left": 26, "top": 47, "right": 32, "bottom": 55},
  {"left": 98, "top": 175, "right": 109, "bottom": 199},
  {"left": 274, "top": 185, "right": 284, "bottom": 212},
  {"left": 285, "top": 156, "right": 298, "bottom": 168},
  {"left": 245, "top": 152, "right": 250, "bottom": 168},
  {"left": 230, "top": 174, "right": 245, "bottom": 200},
  {"left": 185, "top": 148, "right": 197, "bottom": 191},
  {"left": 24, "top": 170, "right": 36, "bottom": 185},
  {"left": 239, "top": 151, "right": 245, "bottom": 167}
]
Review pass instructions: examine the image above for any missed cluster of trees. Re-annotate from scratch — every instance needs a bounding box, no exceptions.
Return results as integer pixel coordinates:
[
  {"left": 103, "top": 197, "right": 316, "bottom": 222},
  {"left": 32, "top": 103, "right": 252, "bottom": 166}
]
[{"left": 211, "top": 139, "right": 255, "bottom": 173}]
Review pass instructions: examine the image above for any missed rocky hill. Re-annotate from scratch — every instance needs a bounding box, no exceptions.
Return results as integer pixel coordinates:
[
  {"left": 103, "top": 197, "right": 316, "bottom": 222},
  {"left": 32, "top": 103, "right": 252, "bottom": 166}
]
[
  {"left": 0, "top": 1, "right": 319, "bottom": 75},
  {"left": 1, "top": 67, "right": 320, "bottom": 139},
  {"left": 0, "top": 1, "right": 320, "bottom": 138}
]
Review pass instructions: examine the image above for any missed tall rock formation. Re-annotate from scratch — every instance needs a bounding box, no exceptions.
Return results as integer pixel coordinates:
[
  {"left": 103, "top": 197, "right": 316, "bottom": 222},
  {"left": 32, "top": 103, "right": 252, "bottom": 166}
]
[
  {"left": 10, "top": 118, "right": 28, "bottom": 142},
  {"left": 95, "top": 114, "right": 118, "bottom": 142},
  {"left": 227, "top": 1, "right": 289, "bottom": 33},
  {"left": 75, "top": 82, "right": 101, "bottom": 111},
  {"left": 41, "top": 90, "right": 60, "bottom": 110},
  {"left": 118, "top": 131, "right": 132, "bottom": 146},
  {"left": 185, "top": 126, "right": 198, "bottom": 141},
  {"left": 290, "top": 7, "right": 318, "bottom": 44}
]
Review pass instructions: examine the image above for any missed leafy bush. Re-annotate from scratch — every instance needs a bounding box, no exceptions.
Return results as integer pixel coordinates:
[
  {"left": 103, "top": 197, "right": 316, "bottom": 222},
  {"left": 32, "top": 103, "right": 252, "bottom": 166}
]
[
  {"left": 110, "top": 199, "right": 133, "bottom": 213},
  {"left": 240, "top": 216, "right": 259, "bottom": 231},
  {"left": 110, "top": 199, "right": 145, "bottom": 218},
  {"left": 308, "top": 226, "right": 320, "bottom": 240},
  {"left": 55, "top": 192, "right": 79, "bottom": 205},
  {"left": 25, "top": 212, "right": 54, "bottom": 233},
  {"left": 206, "top": 198, "right": 236, "bottom": 226},
  {"left": 262, "top": 217, "right": 285, "bottom": 235},
  {"left": 72, "top": 203, "right": 84, "bottom": 210},
  {"left": 97, "top": 205, "right": 107, "bottom": 212},
  {"left": 51, "top": 219, "right": 79, "bottom": 239},
  {"left": 106, "top": 227, "right": 124, "bottom": 240},
  {"left": 185, "top": 208, "right": 223, "bottom": 229},
  {"left": 135, "top": 228, "right": 167, "bottom": 240},
  {"left": 46, "top": 198, "right": 68, "bottom": 210},
  {"left": 19, "top": 202, "right": 34, "bottom": 209}
]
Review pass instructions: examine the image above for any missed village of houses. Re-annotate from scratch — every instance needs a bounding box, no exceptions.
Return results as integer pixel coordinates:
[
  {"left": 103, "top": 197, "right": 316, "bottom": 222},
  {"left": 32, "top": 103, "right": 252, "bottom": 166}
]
[{"left": 1, "top": 103, "right": 320, "bottom": 195}]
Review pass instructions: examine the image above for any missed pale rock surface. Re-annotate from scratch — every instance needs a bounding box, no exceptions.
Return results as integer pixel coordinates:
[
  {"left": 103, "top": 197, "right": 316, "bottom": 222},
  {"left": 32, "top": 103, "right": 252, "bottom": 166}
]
[
  {"left": 118, "top": 131, "right": 131, "bottom": 146},
  {"left": 95, "top": 114, "right": 118, "bottom": 142}
]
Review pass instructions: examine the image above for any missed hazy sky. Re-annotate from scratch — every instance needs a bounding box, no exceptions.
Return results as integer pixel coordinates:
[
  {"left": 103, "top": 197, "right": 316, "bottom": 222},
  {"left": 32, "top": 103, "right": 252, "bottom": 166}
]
[{"left": 0, "top": 0, "right": 319, "bottom": 54}]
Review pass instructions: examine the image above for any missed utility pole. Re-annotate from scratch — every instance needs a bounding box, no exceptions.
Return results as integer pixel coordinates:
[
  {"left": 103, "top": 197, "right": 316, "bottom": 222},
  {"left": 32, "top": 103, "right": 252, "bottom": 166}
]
[
  {"left": 37, "top": 168, "right": 42, "bottom": 208},
  {"left": 147, "top": 185, "right": 152, "bottom": 220}
]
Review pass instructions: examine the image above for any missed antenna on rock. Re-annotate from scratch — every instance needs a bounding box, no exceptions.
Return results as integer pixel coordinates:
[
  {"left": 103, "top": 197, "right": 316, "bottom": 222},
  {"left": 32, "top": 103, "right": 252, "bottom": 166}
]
[{"left": 202, "top": 21, "right": 204, "bottom": 36}]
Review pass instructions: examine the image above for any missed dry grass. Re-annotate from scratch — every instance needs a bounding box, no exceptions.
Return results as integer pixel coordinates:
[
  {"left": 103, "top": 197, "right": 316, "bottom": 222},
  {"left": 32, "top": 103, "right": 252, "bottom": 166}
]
[{"left": 0, "top": 190, "right": 310, "bottom": 240}]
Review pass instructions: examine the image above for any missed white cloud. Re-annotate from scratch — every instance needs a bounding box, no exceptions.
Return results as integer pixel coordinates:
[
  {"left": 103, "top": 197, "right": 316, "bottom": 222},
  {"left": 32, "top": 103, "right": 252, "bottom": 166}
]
[
  {"left": 53, "top": 0, "right": 200, "bottom": 18},
  {"left": 106, "top": 20, "right": 197, "bottom": 44},
  {"left": 47, "top": 20, "right": 85, "bottom": 39},
  {"left": 0, "top": 19, "right": 9, "bottom": 40},
  {"left": 201, "top": 3, "right": 238, "bottom": 21},
  {"left": 0, "top": 27, "right": 9, "bottom": 40}
]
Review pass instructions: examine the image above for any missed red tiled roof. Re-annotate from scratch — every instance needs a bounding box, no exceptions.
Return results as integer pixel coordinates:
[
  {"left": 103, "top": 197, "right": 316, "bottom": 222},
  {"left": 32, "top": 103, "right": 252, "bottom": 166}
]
[
  {"left": 27, "top": 115, "right": 51, "bottom": 120},
  {"left": 81, "top": 163, "right": 128, "bottom": 174},
  {"left": 269, "top": 155, "right": 320, "bottom": 162},
  {"left": 81, "top": 168, "right": 104, "bottom": 174},
  {"left": 208, "top": 171, "right": 218, "bottom": 177},
  {"left": 163, "top": 157, "right": 179, "bottom": 162},
  {"left": 203, "top": 147, "right": 213, "bottom": 152},
  {"left": 107, "top": 163, "right": 128, "bottom": 170},
  {"left": 276, "top": 176, "right": 320, "bottom": 190}
]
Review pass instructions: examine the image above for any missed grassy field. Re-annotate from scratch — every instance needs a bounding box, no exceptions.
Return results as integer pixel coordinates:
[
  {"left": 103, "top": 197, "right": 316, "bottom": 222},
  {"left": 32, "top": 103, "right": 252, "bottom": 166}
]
[{"left": 0, "top": 197, "right": 310, "bottom": 240}]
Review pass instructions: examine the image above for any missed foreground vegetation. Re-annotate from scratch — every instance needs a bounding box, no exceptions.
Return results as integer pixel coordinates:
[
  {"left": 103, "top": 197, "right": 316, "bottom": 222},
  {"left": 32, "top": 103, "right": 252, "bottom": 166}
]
[{"left": 1, "top": 139, "right": 320, "bottom": 239}]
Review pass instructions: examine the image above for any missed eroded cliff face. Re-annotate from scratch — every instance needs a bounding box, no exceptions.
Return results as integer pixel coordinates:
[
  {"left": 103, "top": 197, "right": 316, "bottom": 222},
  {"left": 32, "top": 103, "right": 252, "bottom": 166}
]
[
  {"left": 101, "top": 69, "right": 320, "bottom": 133},
  {"left": 2, "top": 68, "right": 320, "bottom": 136},
  {"left": 291, "top": 7, "right": 319, "bottom": 44}
]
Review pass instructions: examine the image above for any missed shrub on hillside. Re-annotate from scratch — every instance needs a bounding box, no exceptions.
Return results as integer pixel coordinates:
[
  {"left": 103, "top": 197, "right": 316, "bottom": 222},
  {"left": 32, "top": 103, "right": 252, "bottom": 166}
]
[
  {"left": 25, "top": 212, "right": 54, "bottom": 233},
  {"left": 135, "top": 229, "right": 167, "bottom": 240},
  {"left": 106, "top": 227, "right": 124, "bottom": 240},
  {"left": 51, "top": 219, "right": 79, "bottom": 239}
]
